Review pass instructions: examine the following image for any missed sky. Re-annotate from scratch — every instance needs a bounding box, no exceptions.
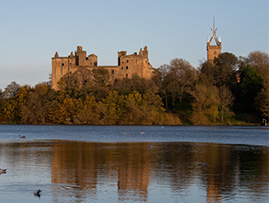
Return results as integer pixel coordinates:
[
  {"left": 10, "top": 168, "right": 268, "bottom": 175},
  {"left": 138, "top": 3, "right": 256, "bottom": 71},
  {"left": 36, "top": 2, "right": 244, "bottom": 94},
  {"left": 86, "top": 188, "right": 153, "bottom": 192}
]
[{"left": 0, "top": 0, "right": 268, "bottom": 90}]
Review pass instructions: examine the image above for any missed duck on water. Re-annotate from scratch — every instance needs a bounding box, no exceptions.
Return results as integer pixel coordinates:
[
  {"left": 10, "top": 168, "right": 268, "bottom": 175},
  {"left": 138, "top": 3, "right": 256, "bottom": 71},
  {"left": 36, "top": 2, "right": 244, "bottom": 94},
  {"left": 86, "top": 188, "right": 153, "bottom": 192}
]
[{"left": 0, "top": 169, "right": 7, "bottom": 174}]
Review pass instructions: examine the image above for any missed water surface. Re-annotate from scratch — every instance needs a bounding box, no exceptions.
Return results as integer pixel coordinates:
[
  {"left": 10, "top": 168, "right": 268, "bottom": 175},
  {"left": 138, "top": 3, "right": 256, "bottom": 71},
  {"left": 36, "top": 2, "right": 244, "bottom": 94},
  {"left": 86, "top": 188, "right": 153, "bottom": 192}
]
[{"left": 0, "top": 125, "right": 268, "bottom": 202}]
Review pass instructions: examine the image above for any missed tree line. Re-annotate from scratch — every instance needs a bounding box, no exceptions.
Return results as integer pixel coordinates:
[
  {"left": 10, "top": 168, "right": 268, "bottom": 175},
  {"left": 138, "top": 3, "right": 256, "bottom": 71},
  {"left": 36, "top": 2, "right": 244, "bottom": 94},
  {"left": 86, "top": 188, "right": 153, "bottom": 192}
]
[{"left": 0, "top": 51, "right": 268, "bottom": 125}]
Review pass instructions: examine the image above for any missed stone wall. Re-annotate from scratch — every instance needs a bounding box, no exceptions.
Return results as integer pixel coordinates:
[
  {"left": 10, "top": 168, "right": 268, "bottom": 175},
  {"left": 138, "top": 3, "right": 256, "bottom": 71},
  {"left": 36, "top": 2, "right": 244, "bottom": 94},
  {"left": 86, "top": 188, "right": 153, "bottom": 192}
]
[
  {"left": 207, "top": 42, "right": 221, "bottom": 62},
  {"left": 51, "top": 46, "right": 155, "bottom": 90}
]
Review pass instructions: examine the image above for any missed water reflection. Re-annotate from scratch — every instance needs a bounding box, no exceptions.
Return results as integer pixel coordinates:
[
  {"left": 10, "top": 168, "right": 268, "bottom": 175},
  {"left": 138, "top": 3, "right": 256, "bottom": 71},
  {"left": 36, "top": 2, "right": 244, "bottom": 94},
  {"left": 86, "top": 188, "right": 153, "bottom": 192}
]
[{"left": 0, "top": 141, "right": 268, "bottom": 202}]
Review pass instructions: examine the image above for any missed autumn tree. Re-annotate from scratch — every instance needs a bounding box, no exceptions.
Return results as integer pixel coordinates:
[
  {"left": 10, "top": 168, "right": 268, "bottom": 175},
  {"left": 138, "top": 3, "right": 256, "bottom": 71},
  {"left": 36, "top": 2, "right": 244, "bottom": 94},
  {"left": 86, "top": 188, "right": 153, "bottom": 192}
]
[
  {"left": 58, "top": 68, "right": 93, "bottom": 99},
  {"left": 76, "top": 95, "right": 100, "bottom": 124},
  {"left": 92, "top": 68, "right": 111, "bottom": 101},
  {"left": 170, "top": 58, "right": 199, "bottom": 102},
  {"left": 114, "top": 74, "right": 160, "bottom": 95},
  {"left": 159, "top": 58, "right": 198, "bottom": 109},
  {"left": 2, "top": 81, "right": 20, "bottom": 99},
  {"left": 218, "top": 86, "right": 234, "bottom": 122},
  {"left": 191, "top": 80, "right": 220, "bottom": 125},
  {"left": 244, "top": 51, "right": 269, "bottom": 81},
  {"left": 20, "top": 84, "right": 54, "bottom": 124},
  {"left": 200, "top": 52, "right": 238, "bottom": 88},
  {"left": 97, "top": 90, "right": 124, "bottom": 125},
  {"left": 0, "top": 99, "right": 17, "bottom": 122}
]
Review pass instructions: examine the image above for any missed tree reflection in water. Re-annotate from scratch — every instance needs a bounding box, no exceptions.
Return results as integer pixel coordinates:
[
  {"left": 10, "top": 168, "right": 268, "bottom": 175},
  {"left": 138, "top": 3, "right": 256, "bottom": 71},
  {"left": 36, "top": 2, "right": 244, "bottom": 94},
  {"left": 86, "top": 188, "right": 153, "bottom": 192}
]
[{"left": 0, "top": 141, "right": 268, "bottom": 202}]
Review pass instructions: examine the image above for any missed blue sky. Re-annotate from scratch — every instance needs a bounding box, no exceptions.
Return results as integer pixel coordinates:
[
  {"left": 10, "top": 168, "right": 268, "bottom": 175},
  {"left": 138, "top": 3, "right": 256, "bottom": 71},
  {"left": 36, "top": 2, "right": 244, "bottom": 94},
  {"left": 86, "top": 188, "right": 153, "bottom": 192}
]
[{"left": 0, "top": 0, "right": 268, "bottom": 90}]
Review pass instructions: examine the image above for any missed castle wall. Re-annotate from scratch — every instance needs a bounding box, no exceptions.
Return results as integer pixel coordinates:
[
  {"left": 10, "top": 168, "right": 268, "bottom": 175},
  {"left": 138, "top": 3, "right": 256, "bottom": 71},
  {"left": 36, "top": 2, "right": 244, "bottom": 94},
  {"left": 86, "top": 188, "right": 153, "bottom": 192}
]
[
  {"left": 52, "top": 57, "right": 75, "bottom": 90},
  {"left": 52, "top": 46, "right": 155, "bottom": 90}
]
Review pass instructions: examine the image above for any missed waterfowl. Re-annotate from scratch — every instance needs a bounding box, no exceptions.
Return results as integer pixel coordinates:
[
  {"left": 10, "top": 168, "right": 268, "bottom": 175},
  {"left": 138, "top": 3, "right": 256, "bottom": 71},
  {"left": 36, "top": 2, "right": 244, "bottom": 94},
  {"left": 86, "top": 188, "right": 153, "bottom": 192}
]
[
  {"left": 0, "top": 169, "right": 7, "bottom": 173},
  {"left": 34, "top": 189, "right": 42, "bottom": 197},
  {"left": 19, "top": 135, "right": 26, "bottom": 139}
]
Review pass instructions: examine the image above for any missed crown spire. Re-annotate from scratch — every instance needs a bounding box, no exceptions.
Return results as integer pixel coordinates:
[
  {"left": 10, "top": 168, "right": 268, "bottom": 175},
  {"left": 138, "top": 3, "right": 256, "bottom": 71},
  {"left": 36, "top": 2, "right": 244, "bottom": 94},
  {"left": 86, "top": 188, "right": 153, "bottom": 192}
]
[{"left": 208, "top": 16, "right": 220, "bottom": 46}]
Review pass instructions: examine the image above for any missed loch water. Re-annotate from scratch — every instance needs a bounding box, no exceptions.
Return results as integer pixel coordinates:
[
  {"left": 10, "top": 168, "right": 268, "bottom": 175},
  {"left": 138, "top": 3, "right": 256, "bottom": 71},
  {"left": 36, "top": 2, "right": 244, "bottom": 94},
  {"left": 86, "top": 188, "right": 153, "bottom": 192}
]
[{"left": 0, "top": 125, "right": 268, "bottom": 202}]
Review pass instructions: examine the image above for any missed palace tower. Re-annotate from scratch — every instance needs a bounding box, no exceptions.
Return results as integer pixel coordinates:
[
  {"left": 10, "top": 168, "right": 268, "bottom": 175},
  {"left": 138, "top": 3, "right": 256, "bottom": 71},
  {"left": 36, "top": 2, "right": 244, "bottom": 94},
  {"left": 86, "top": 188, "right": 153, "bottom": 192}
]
[{"left": 207, "top": 17, "right": 222, "bottom": 62}]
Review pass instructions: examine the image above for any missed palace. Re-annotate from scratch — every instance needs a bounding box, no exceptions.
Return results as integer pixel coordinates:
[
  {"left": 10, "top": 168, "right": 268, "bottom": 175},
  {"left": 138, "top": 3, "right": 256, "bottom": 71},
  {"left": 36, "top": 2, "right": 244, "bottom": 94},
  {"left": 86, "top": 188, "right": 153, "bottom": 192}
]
[
  {"left": 207, "top": 17, "right": 222, "bottom": 62},
  {"left": 51, "top": 46, "right": 155, "bottom": 90}
]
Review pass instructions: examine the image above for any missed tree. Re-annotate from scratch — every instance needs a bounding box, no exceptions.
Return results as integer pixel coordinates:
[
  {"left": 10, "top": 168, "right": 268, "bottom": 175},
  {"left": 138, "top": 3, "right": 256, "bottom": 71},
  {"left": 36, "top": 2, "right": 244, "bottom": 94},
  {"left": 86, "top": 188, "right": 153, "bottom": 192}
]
[
  {"left": 48, "top": 74, "right": 52, "bottom": 87},
  {"left": 76, "top": 95, "right": 100, "bottom": 124},
  {"left": 20, "top": 84, "right": 53, "bottom": 124},
  {"left": 98, "top": 91, "right": 125, "bottom": 125},
  {"left": 58, "top": 68, "right": 93, "bottom": 99},
  {"left": 159, "top": 58, "right": 198, "bottom": 109},
  {"left": 191, "top": 80, "right": 220, "bottom": 124},
  {"left": 20, "top": 91, "right": 46, "bottom": 124},
  {"left": 92, "top": 68, "right": 110, "bottom": 86},
  {"left": 170, "top": 58, "right": 199, "bottom": 102},
  {"left": 0, "top": 99, "right": 17, "bottom": 122},
  {"left": 218, "top": 86, "right": 234, "bottom": 122},
  {"left": 255, "top": 80, "right": 269, "bottom": 121},
  {"left": 239, "top": 65, "right": 263, "bottom": 105},
  {"left": 200, "top": 52, "right": 238, "bottom": 88},
  {"left": 2, "top": 81, "right": 20, "bottom": 99},
  {"left": 92, "top": 68, "right": 111, "bottom": 101},
  {"left": 114, "top": 74, "right": 160, "bottom": 95},
  {"left": 121, "top": 92, "right": 146, "bottom": 124},
  {"left": 245, "top": 51, "right": 269, "bottom": 81}
]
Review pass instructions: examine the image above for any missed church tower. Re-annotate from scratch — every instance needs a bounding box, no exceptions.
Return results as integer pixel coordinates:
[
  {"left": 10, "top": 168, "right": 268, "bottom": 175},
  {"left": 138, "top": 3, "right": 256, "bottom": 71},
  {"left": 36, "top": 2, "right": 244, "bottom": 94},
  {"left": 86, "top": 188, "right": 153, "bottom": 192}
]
[{"left": 207, "top": 16, "right": 221, "bottom": 62}]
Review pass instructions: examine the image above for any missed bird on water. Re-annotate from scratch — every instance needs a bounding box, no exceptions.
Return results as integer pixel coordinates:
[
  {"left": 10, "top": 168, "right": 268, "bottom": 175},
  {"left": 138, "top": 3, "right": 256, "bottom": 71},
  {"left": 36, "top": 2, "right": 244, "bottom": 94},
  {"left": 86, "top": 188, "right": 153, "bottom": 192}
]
[
  {"left": 34, "top": 189, "right": 42, "bottom": 197},
  {"left": 0, "top": 169, "right": 7, "bottom": 174}
]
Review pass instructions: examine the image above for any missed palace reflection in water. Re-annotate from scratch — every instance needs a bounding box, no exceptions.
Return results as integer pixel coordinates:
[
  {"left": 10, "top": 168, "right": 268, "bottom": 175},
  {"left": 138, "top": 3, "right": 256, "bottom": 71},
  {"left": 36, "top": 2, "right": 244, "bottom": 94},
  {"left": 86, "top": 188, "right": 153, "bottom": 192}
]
[
  {"left": 49, "top": 141, "right": 268, "bottom": 202},
  {"left": 0, "top": 141, "right": 268, "bottom": 202}
]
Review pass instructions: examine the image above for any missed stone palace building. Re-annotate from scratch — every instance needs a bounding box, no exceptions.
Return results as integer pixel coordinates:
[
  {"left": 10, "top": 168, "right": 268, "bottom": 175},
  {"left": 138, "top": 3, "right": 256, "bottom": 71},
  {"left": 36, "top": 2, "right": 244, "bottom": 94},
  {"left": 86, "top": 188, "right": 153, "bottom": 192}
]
[{"left": 51, "top": 46, "right": 155, "bottom": 90}]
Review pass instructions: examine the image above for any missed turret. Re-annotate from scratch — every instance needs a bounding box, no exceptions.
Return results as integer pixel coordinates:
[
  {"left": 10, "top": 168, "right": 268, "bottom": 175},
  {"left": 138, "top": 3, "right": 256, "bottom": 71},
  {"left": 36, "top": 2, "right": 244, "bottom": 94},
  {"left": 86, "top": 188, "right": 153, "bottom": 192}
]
[
  {"left": 75, "top": 46, "right": 87, "bottom": 66},
  {"left": 118, "top": 51, "right": 127, "bottom": 65},
  {"left": 139, "top": 46, "right": 148, "bottom": 58},
  {"left": 54, "top": 52, "right": 59, "bottom": 58}
]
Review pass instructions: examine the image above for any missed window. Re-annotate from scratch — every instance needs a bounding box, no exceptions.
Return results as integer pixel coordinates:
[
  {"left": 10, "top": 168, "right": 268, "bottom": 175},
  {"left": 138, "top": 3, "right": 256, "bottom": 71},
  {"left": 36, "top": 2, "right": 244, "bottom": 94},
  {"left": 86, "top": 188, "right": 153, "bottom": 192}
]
[
  {"left": 213, "top": 51, "right": 216, "bottom": 55},
  {"left": 112, "top": 70, "right": 114, "bottom": 74},
  {"left": 121, "top": 67, "right": 123, "bottom": 69},
  {"left": 62, "top": 63, "right": 64, "bottom": 66},
  {"left": 126, "top": 74, "right": 128, "bottom": 78},
  {"left": 86, "top": 57, "right": 88, "bottom": 60},
  {"left": 127, "top": 60, "right": 129, "bottom": 63},
  {"left": 126, "top": 66, "right": 128, "bottom": 70}
]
